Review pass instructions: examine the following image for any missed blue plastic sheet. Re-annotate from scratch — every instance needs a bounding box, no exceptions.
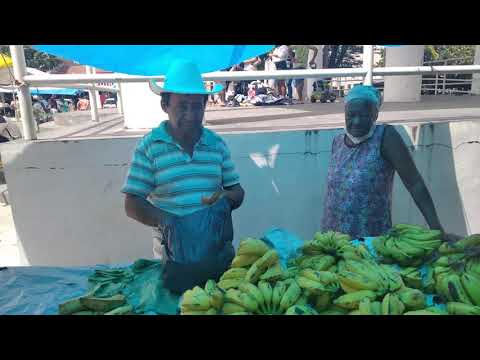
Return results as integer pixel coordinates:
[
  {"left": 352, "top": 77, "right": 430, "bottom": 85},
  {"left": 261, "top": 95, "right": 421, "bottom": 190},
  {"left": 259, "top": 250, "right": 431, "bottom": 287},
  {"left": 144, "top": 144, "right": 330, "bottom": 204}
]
[
  {"left": 33, "top": 45, "right": 274, "bottom": 76},
  {"left": 0, "top": 264, "right": 127, "bottom": 315},
  {"left": 31, "top": 88, "right": 83, "bottom": 96},
  {"left": 262, "top": 228, "right": 304, "bottom": 269}
]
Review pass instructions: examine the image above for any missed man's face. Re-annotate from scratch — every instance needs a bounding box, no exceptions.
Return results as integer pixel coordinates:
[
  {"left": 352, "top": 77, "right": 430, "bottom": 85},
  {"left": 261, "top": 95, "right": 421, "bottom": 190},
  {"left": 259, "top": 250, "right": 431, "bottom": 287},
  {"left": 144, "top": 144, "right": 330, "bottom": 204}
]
[
  {"left": 163, "top": 94, "right": 206, "bottom": 133},
  {"left": 345, "top": 99, "right": 378, "bottom": 137}
]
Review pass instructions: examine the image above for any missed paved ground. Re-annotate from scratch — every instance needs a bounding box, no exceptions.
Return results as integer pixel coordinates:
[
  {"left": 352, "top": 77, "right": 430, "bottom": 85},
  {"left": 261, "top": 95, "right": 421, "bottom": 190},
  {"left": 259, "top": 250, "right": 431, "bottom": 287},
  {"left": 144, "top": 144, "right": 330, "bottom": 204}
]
[
  {"left": 0, "top": 204, "right": 20, "bottom": 266},
  {"left": 12, "top": 95, "right": 479, "bottom": 140}
]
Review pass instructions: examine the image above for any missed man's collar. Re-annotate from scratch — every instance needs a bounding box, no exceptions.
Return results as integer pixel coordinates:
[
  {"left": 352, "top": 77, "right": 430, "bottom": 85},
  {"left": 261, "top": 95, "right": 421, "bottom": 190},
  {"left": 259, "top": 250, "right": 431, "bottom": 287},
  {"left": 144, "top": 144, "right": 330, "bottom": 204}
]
[{"left": 151, "top": 121, "right": 213, "bottom": 146}]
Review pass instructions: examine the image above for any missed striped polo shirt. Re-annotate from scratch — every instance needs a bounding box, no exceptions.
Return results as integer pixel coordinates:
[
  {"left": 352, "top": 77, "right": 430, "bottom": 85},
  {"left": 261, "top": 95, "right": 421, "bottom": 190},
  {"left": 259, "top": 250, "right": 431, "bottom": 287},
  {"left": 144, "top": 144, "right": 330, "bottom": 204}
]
[{"left": 121, "top": 121, "right": 240, "bottom": 216}]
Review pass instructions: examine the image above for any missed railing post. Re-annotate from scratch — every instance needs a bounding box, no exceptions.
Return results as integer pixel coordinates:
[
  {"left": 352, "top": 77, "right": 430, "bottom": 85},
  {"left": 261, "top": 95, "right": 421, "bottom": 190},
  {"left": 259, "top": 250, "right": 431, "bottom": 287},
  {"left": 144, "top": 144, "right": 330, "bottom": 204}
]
[
  {"left": 9, "top": 45, "right": 37, "bottom": 140},
  {"left": 86, "top": 66, "right": 99, "bottom": 122},
  {"left": 363, "top": 45, "right": 374, "bottom": 86}
]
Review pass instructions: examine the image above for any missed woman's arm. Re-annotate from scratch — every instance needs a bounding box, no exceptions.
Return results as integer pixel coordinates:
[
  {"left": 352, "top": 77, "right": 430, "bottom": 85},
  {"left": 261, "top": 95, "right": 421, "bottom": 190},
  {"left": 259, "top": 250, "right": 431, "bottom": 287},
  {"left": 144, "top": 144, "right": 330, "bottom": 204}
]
[{"left": 381, "top": 126, "right": 444, "bottom": 231}]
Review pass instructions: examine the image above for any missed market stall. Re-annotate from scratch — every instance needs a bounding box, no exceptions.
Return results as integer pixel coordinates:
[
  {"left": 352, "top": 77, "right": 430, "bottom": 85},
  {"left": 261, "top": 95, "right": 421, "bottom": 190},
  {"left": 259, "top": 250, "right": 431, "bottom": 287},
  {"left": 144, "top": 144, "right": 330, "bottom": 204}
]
[{"left": 2, "top": 227, "right": 479, "bottom": 315}]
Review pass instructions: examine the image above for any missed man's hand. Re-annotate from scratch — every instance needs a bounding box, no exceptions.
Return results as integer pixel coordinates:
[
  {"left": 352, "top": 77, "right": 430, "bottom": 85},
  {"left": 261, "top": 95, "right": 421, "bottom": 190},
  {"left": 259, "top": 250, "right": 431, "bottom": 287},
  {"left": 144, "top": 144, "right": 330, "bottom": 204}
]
[{"left": 201, "top": 190, "right": 224, "bottom": 206}]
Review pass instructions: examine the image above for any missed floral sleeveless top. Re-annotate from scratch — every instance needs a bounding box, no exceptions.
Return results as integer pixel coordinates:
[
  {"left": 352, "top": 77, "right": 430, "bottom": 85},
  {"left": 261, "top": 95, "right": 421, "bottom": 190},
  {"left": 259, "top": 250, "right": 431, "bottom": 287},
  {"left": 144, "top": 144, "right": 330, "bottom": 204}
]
[{"left": 321, "top": 125, "right": 395, "bottom": 239}]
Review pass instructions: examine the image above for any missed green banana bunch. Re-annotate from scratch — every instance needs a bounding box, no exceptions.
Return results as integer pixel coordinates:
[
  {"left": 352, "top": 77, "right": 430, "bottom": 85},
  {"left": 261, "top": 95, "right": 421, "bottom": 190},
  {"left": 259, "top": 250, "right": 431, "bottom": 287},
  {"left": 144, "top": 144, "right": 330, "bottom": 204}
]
[
  {"left": 403, "top": 309, "right": 439, "bottom": 315},
  {"left": 337, "top": 270, "right": 380, "bottom": 293},
  {"left": 381, "top": 293, "right": 405, "bottom": 315},
  {"left": 333, "top": 290, "right": 377, "bottom": 310},
  {"left": 397, "top": 287, "right": 426, "bottom": 311},
  {"left": 314, "top": 292, "right": 332, "bottom": 312},
  {"left": 460, "top": 272, "right": 480, "bottom": 306},
  {"left": 445, "top": 273, "right": 474, "bottom": 305},
  {"left": 447, "top": 302, "right": 480, "bottom": 315},
  {"left": 285, "top": 305, "right": 319, "bottom": 315},
  {"left": 399, "top": 267, "right": 423, "bottom": 290}
]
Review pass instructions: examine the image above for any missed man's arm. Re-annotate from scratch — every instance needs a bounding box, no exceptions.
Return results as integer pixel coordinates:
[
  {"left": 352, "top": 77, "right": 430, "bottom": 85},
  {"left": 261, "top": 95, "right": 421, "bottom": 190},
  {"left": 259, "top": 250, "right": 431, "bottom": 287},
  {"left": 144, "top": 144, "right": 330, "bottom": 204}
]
[
  {"left": 124, "top": 193, "right": 167, "bottom": 227},
  {"left": 381, "top": 126, "right": 444, "bottom": 231}
]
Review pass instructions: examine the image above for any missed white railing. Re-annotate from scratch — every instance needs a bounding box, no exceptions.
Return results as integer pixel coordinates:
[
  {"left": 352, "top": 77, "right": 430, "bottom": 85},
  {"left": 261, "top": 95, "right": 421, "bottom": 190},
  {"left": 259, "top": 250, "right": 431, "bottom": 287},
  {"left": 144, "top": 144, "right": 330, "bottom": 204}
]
[
  {"left": 8, "top": 45, "right": 480, "bottom": 141},
  {"left": 422, "top": 57, "right": 475, "bottom": 95}
]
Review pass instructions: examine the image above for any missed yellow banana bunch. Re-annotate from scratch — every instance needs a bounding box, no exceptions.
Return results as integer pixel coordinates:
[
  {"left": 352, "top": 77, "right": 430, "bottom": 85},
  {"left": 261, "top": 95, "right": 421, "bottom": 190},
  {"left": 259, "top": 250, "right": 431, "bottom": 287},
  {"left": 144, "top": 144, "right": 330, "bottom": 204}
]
[
  {"left": 381, "top": 293, "right": 405, "bottom": 315},
  {"left": 220, "top": 268, "right": 248, "bottom": 281},
  {"left": 337, "top": 271, "right": 379, "bottom": 293},
  {"left": 279, "top": 281, "right": 302, "bottom": 312},
  {"left": 222, "top": 302, "right": 247, "bottom": 315},
  {"left": 333, "top": 290, "right": 377, "bottom": 310},
  {"left": 231, "top": 254, "right": 260, "bottom": 268},
  {"left": 181, "top": 287, "right": 213, "bottom": 313},
  {"left": 238, "top": 282, "right": 265, "bottom": 312},
  {"left": 298, "top": 255, "right": 335, "bottom": 271},
  {"left": 217, "top": 278, "right": 244, "bottom": 291},
  {"left": 224, "top": 289, "right": 258, "bottom": 313},
  {"left": 259, "top": 263, "right": 284, "bottom": 282},
  {"left": 296, "top": 276, "right": 329, "bottom": 294},
  {"left": 271, "top": 281, "right": 288, "bottom": 314},
  {"left": 258, "top": 281, "right": 273, "bottom": 313},
  {"left": 237, "top": 238, "right": 271, "bottom": 257},
  {"left": 204, "top": 280, "right": 224, "bottom": 310},
  {"left": 245, "top": 250, "right": 279, "bottom": 283},
  {"left": 447, "top": 302, "right": 480, "bottom": 315}
]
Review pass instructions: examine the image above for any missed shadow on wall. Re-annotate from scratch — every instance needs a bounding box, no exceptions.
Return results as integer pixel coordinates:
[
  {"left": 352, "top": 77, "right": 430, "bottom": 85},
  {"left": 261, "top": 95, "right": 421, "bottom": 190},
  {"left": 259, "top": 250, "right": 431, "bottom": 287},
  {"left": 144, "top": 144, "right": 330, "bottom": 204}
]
[{"left": 392, "top": 124, "right": 469, "bottom": 236}]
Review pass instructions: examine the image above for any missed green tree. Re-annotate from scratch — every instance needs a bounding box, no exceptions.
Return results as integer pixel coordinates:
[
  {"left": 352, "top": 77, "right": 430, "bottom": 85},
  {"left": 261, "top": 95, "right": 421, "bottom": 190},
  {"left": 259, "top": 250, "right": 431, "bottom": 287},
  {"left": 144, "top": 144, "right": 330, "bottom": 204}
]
[{"left": 0, "top": 45, "right": 62, "bottom": 72}]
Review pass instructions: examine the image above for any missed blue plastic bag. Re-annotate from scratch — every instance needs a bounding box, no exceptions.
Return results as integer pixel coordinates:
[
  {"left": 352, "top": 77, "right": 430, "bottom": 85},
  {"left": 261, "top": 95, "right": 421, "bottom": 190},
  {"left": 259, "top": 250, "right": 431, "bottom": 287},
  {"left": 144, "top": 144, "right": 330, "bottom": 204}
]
[{"left": 261, "top": 228, "right": 305, "bottom": 269}]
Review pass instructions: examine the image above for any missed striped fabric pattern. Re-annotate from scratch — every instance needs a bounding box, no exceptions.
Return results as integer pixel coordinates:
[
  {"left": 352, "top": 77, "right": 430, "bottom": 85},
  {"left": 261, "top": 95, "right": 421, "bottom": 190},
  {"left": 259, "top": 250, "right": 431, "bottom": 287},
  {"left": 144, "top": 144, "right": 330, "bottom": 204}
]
[{"left": 121, "top": 121, "right": 240, "bottom": 216}]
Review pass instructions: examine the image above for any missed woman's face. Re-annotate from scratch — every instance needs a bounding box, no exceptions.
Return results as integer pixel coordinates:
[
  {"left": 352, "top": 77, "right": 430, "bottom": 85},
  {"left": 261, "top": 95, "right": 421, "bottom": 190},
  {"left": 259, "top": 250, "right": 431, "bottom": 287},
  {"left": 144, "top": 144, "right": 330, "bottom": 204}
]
[{"left": 345, "top": 99, "right": 378, "bottom": 137}]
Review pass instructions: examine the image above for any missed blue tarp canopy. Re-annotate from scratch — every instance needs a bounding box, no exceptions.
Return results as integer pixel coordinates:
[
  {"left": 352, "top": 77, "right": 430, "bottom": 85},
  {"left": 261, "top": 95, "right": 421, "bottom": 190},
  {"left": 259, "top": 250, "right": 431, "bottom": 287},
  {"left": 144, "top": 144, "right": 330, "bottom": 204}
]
[
  {"left": 33, "top": 45, "right": 274, "bottom": 76},
  {"left": 30, "top": 87, "right": 83, "bottom": 96}
]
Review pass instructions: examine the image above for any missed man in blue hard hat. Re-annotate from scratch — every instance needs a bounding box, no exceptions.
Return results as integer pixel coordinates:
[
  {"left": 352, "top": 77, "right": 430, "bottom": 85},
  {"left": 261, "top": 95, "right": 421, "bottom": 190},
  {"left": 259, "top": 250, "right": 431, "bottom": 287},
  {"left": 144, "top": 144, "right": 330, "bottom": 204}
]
[{"left": 121, "top": 59, "right": 245, "bottom": 293}]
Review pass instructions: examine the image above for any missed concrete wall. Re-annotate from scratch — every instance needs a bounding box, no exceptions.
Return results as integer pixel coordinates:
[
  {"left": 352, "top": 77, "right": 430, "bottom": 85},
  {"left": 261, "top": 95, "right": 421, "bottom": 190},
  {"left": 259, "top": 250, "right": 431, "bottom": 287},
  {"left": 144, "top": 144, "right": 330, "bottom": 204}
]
[
  {"left": 384, "top": 46, "right": 425, "bottom": 102},
  {"left": 1, "top": 121, "right": 478, "bottom": 266}
]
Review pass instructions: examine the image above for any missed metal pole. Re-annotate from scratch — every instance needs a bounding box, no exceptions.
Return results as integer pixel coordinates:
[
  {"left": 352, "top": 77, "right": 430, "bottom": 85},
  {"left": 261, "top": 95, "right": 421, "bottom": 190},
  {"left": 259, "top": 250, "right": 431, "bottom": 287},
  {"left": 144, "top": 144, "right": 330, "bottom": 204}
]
[
  {"left": 435, "top": 73, "right": 439, "bottom": 95},
  {"left": 116, "top": 82, "right": 123, "bottom": 115},
  {"left": 86, "top": 66, "right": 99, "bottom": 122},
  {"left": 443, "top": 60, "right": 447, "bottom": 95},
  {"left": 363, "top": 45, "right": 374, "bottom": 86},
  {"left": 92, "top": 68, "right": 102, "bottom": 109},
  {"left": 9, "top": 45, "right": 37, "bottom": 140}
]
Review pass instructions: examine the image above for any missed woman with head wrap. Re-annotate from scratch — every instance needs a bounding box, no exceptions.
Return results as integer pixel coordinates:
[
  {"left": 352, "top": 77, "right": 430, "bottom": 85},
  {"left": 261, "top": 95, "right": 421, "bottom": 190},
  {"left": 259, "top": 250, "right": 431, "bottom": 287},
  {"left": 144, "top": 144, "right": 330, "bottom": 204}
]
[{"left": 321, "top": 85, "right": 459, "bottom": 242}]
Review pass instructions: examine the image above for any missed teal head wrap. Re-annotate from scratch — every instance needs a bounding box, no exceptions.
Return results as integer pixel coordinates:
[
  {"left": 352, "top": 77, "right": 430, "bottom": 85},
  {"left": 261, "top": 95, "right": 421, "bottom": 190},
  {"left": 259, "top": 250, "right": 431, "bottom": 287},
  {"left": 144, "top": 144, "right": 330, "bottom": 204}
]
[{"left": 345, "top": 85, "right": 382, "bottom": 110}]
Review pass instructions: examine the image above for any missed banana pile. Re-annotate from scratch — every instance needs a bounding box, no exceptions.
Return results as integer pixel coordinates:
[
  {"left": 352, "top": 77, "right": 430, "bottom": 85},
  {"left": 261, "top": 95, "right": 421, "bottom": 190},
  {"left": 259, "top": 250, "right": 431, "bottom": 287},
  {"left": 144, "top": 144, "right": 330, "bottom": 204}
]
[
  {"left": 373, "top": 224, "right": 442, "bottom": 266},
  {"left": 179, "top": 229, "right": 480, "bottom": 316}
]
